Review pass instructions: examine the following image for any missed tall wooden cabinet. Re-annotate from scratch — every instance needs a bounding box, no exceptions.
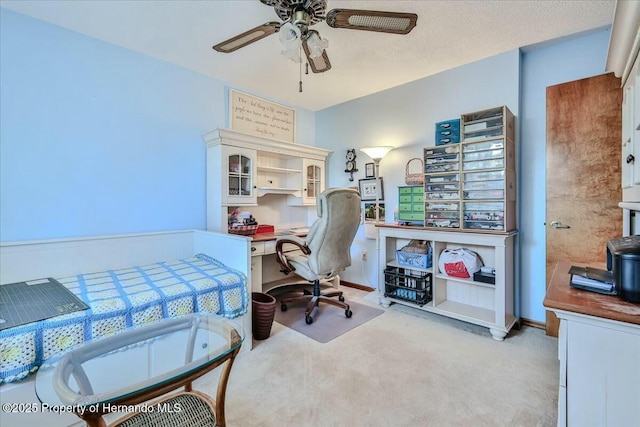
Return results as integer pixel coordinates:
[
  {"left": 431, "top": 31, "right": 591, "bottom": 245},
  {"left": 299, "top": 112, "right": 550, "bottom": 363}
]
[{"left": 203, "top": 128, "right": 331, "bottom": 232}]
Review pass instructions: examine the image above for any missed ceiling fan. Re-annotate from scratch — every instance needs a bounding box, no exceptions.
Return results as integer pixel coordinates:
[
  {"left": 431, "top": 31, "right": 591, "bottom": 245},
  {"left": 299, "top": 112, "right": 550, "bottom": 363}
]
[{"left": 213, "top": 0, "right": 418, "bottom": 74}]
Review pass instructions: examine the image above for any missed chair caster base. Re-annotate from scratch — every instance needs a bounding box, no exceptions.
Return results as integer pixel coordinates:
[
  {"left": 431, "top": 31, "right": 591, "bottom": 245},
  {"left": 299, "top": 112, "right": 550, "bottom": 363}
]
[
  {"left": 305, "top": 315, "right": 313, "bottom": 324},
  {"left": 345, "top": 309, "right": 352, "bottom": 318},
  {"left": 281, "top": 303, "right": 287, "bottom": 311}
]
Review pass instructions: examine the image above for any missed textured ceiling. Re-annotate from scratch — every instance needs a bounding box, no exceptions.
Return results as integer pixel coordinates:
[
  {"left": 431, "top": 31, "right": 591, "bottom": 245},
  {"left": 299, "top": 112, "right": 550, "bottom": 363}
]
[{"left": 1, "top": 0, "right": 616, "bottom": 111}]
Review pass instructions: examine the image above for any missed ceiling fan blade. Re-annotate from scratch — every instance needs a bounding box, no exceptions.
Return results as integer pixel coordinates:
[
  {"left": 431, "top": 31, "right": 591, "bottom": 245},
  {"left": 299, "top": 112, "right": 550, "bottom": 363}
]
[
  {"left": 325, "top": 9, "right": 417, "bottom": 35},
  {"left": 213, "top": 22, "right": 281, "bottom": 53},
  {"left": 302, "top": 40, "right": 332, "bottom": 73}
]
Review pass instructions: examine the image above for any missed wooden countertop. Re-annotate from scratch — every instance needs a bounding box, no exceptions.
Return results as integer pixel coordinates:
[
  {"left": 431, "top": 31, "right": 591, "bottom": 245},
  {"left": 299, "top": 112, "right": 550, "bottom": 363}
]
[
  {"left": 543, "top": 261, "right": 640, "bottom": 325},
  {"left": 374, "top": 223, "right": 517, "bottom": 236}
]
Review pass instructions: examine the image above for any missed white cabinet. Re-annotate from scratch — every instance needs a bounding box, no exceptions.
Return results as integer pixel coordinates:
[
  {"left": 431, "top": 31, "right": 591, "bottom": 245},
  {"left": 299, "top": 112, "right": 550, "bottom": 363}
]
[
  {"left": 544, "top": 262, "right": 640, "bottom": 427},
  {"left": 223, "top": 146, "right": 258, "bottom": 206},
  {"left": 557, "top": 317, "right": 640, "bottom": 427},
  {"left": 622, "top": 57, "right": 640, "bottom": 201},
  {"left": 256, "top": 153, "right": 303, "bottom": 198},
  {"left": 377, "top": 225, "right": 518, "bottom": 341},
  {"left": 203, "top": 128, "right": 331, "bottom": 232},
  {"left": 607, "top": 1, "right": 640, "bottom": 202},
  {"left": 287, "top": 158, "right": 325, "bottom": 205},
  {"left": 622, "top": 82, "right": 634, "bottom": 190}
]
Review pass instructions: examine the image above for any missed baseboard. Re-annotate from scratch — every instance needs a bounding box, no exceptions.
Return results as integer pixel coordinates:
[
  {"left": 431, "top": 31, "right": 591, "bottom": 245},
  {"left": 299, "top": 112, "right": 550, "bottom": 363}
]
[
  {"left": 340, "top": 281, "right": 548, "bottom": 331},
  {"left": 340, "top": 280, "right": 374, "bottom": 292},
  {"left": 520, "top": 318, "right": 545, "bottom": 330}
]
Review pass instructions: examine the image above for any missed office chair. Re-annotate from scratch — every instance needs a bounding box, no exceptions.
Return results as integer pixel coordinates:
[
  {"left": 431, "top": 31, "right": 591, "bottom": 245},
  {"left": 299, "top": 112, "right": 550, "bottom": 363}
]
[{"left": 275, "top": 187, "right": 361, "bottom": 324}]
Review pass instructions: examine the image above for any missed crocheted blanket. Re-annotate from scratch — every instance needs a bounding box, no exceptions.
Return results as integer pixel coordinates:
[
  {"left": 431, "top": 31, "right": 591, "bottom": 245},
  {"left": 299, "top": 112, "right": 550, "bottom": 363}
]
[{"left": 0, "top": 254, "right": 247, "bottom": 384}]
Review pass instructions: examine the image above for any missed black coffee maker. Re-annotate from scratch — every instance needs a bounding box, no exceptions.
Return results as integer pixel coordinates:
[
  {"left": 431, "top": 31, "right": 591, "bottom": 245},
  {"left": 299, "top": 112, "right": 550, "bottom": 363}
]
[{"left": 606, "top": 235, "right": 640, "bottom": 303}]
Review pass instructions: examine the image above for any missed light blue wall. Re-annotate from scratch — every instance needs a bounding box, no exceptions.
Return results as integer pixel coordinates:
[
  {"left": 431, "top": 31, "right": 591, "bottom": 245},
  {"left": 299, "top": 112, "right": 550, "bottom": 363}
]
[
  {"left": 0, "top": 9, "right": 314, "bottom": 241},
  {"left": 519, "top": 28, "right": 611, "bottom": 321}
]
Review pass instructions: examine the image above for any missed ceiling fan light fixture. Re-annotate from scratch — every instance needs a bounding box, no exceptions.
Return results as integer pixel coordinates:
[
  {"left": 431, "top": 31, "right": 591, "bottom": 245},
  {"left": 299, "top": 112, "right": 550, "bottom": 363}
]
[
  {"left": 213, "top": 3, "right": 419, "bottom": 73},
  {"left": 279, "top": 22, "right": 302, "bottom": 62},
  {"left": 305, "top": 31, "right": 328, "bottom": 59},
  {"left": 303, "top": 39, "right": 331, "bottom": 73},
  {"left": 279, "top": 22, "right": 301, "bottom": 47}
]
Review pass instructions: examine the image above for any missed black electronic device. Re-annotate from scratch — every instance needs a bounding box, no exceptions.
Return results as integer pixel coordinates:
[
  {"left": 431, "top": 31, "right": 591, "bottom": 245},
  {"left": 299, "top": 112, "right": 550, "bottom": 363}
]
[
  {"left": 569, "top": 265, "right": 616, "bottom": 295},
  {"left": 606, "top": 235, "right": 640, "bottom": 303}
]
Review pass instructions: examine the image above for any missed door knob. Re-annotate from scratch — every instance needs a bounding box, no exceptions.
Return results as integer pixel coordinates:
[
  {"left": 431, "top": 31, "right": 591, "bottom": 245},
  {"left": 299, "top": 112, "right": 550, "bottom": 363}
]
[{"left": 550, "top": 221, "right": 570, "bottom": 229}]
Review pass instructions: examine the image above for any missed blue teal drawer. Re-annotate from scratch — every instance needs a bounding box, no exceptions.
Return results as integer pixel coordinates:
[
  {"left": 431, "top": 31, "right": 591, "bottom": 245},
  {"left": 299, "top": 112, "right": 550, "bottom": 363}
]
[
  {"left": 435, "top": 133, "right": 460, "bottom": 145},
  {"left": 436, "top": 119, "right": 460, "bottom": 132},
  {"left": 435, "top": 119, "right": 461, "bottom": 145}
]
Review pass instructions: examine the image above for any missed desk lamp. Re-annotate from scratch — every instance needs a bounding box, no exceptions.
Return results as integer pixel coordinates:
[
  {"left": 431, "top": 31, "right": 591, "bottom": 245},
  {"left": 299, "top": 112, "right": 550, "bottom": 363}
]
[{"left": 360, "top": 146, "right": 394, "bottom": 224}]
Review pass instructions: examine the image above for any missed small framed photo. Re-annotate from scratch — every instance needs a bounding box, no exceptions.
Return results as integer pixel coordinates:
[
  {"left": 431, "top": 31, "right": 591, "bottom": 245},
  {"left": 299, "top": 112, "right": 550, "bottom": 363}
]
[
  {"left": 365, "top": 162, "right": 375, "bottom": 178},
  {"left": 358, "top": 177, "right": 384, "bottom": 201},
  {"left": 363, "top": 202, "right": 385, "bottom": 221}
]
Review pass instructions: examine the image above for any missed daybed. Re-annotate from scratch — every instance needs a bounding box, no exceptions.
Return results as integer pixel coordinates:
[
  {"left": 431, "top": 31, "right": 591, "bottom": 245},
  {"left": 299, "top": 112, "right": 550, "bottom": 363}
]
[{"left": 0, "top": 229, "right": 252, "bottom": 427}]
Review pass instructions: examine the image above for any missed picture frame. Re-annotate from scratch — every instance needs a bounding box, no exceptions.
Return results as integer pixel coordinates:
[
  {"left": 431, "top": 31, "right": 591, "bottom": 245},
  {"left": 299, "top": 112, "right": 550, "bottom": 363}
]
[
  {"left": 365, "top": 162, "right": 375, "bottom": 178},
  {"left": 363, "top": 202, "right": 385, "bottom": 222},
  {"left": 358, "top": 177, "right": 384, "bottom": 201}
]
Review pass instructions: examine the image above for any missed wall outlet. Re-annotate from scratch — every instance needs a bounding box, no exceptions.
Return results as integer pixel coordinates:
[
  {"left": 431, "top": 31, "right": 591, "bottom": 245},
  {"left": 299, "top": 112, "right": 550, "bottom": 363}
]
[{"left": 361, "top": 250, "right": 367, "bottom": 261}]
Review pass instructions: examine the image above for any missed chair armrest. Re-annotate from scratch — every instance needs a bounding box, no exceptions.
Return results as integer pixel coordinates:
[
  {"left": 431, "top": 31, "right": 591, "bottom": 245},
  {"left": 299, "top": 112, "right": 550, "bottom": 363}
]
[{"left": 275, "top": 236, "right": 310, "bottom": 274}]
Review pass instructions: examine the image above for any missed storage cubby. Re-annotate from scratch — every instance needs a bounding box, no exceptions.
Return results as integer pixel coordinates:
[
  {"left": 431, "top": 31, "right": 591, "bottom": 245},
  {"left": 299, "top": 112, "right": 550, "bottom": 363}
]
[{"left": 377, "top": 225, "right": 517, "bottom": 341}]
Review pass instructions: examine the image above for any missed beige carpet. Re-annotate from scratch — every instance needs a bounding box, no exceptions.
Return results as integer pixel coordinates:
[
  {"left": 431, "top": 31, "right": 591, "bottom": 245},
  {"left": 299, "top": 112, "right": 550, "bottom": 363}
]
[
  {"left": 273, "top": 295, "right": 385, "bottom": 343},
  {"left": 195, "top": 288, "right": 559, "bottom": 427}
]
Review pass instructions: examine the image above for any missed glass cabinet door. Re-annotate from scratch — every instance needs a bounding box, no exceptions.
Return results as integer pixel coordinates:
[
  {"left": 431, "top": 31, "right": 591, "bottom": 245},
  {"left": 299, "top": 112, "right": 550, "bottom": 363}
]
[
  {"left": 305, "top": 163, "right": 322, "bottom": 200},
  {"left": 227, "top": 153, "right": 253, "bottom": 200}
]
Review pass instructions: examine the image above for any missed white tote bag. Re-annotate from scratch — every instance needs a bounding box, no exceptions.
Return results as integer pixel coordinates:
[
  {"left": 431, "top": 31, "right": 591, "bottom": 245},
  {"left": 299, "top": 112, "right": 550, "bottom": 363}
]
[{"left": 438, "top": 248, "right": 483, "bottom": 278}]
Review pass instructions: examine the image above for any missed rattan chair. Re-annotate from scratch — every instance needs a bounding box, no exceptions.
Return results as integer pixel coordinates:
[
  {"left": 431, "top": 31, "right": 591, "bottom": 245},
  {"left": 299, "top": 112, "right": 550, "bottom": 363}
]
[
  {"left": 110, "top": 390, "right": 217, "bottom": 427},
  {"left": 275, "top": 187, "right": 361, "bottom": 324}
]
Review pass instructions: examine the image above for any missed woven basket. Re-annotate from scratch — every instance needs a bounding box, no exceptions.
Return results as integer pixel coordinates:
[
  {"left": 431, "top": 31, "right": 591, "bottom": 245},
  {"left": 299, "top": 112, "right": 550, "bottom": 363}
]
[
  {"left": 405, "top": 158, "right": 424, "bottom": 185},
  {"left": 228, "top": 224, "right": 258, "bottom": 236}
]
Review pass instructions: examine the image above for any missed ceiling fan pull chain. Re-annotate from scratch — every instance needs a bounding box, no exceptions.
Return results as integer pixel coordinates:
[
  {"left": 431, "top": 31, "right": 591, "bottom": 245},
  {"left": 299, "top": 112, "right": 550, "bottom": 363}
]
[
  {"left": 305, "top": 63, "right": 309, "bottom": 75},
  {"left": 299, "top": 47, "right": 303, "bottom": 93}
]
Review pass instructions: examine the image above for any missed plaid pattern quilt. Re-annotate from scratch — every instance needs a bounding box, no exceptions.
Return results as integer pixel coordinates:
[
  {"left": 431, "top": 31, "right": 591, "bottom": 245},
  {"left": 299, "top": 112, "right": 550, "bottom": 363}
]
[{"left": 0, "top": 254, "right": 247, "bottom": 383}]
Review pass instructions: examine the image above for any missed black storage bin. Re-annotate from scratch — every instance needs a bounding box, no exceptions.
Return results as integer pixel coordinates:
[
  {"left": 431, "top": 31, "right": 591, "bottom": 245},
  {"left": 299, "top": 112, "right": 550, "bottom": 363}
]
[{"left": 384, "top": 267, "right": 432, "bottom": 306}]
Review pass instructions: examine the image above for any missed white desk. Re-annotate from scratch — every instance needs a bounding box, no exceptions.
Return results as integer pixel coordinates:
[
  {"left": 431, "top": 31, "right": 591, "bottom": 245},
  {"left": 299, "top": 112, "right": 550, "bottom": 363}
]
[{"left": 249, "top": 232, "right": 338, "bottom": 294}]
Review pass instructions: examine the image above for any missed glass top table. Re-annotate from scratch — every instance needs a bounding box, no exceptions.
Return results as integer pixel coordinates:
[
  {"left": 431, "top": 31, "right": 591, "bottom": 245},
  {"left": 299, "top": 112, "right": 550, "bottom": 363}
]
[{"left": 35, "top": 313, "right": 244, "bottom": 427}]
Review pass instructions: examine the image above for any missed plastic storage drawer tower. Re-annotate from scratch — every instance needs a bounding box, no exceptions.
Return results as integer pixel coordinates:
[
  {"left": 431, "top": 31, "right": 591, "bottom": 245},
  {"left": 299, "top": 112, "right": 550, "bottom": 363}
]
[{"left": 425, "top": 106, "right": 516, "bottom": 232}]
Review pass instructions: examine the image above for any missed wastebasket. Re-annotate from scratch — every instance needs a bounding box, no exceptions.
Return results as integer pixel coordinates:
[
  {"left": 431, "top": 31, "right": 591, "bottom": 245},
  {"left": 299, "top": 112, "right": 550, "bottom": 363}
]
[{"left": 251, "top": 292, "right": 277, "bottom": 340}]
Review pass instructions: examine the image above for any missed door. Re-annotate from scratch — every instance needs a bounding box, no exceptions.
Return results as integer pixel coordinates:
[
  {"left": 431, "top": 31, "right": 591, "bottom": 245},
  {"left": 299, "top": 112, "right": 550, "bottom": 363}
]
[{"left": 545, "top": 72, "right": 622, "bottom": 336}]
